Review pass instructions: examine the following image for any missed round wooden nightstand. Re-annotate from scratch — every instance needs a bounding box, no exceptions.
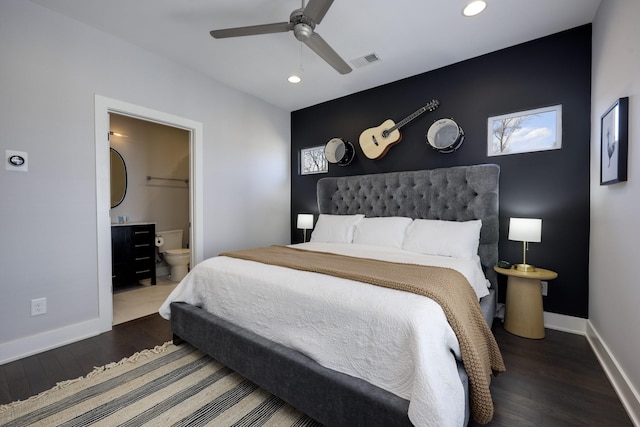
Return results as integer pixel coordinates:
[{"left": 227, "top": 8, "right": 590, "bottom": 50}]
[{"left": 494, "top": 266, "right": 558, "bottom": 339}]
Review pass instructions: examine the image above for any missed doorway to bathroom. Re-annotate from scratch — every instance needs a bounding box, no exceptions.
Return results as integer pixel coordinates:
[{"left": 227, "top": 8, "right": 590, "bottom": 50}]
[
  {"left": 95, "top": 95, "right": 204, "bottom": 333},
  {"left": 109, "top": 113, "right": 190, "bottom": 324}
]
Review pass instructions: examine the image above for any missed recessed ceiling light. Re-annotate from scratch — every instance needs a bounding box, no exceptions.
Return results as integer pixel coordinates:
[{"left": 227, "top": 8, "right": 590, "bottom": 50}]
[
  {"left": 463, "top": 0, "right": 487, "bottom": 17},
  {"left": 288, "top": 75, "right": 301, "bottom": 84}
]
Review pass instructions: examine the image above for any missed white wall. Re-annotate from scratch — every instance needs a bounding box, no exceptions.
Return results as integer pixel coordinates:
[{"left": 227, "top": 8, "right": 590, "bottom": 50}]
[
  {"left": 590, "top": 0, "right": 640, "bottom": 422},
  {"left": 0, "top": 0, "right": 290, "bottom": 361}
]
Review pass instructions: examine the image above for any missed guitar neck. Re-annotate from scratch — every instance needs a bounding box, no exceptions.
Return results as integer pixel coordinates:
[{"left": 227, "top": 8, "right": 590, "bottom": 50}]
[{"left": 386, "top": 101, "right": 439, "bottom": 134}]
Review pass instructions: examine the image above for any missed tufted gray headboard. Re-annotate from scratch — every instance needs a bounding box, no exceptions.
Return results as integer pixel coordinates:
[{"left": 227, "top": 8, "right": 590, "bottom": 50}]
[{"left": 317, "top": 164, "right": 500, "bottom": 289}]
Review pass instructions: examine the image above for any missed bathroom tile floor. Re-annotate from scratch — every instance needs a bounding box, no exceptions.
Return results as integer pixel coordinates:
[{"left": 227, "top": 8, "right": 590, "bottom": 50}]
[{"left": 112, "top": 275, "right": 178, "bottom": 325}]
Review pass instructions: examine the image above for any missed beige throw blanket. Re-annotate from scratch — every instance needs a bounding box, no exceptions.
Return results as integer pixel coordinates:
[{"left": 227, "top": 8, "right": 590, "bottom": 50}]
[{"left": 221, "top": 245, "right": 505, "bottom": 425}]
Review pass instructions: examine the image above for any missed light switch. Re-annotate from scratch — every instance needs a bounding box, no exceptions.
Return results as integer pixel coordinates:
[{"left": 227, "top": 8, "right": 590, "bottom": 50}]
[{"left": 6, "top": 150, "right": 28, "bottom": 172}]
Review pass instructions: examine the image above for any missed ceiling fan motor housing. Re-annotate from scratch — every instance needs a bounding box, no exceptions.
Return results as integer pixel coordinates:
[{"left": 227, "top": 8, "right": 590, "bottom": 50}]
[{"left": 290, "top": 9, "right": 315, "bottom": 41}]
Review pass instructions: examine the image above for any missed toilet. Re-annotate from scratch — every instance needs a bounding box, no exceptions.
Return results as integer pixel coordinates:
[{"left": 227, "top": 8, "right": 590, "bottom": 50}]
[{"left": 156, "top": 229, "right": 190, "bottom": 281}]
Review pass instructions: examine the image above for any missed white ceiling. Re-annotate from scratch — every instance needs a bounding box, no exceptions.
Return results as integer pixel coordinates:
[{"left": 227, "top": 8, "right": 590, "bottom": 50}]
[{"left": 30, "top": 0, "right": 601, "bottom": 112}]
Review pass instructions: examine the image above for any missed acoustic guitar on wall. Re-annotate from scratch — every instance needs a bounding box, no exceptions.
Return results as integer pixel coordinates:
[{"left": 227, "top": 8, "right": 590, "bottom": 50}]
[{"left": 359, "top": 99, "right": 440, "bottom": 159}]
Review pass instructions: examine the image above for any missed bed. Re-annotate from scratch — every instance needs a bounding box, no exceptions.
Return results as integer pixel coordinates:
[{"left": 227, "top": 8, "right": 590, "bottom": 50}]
[{"left": 160, "top": 164, "right": 503, "bottom": 426}]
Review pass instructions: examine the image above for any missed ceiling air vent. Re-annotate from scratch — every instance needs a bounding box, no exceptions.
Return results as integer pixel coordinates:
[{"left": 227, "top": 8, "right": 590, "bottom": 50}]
[{"left": 351, "top": 52, "right": 381, "bottom": 68}]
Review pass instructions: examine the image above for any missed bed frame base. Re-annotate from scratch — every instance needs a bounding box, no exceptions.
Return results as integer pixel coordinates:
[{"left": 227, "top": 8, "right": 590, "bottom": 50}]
[{"left": 171, "top": 302, "right": 470, "bottom": 426}]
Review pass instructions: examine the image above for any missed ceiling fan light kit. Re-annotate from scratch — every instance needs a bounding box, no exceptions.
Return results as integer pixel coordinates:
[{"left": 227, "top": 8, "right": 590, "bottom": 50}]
[{"left": 210, "top": 0, "right": 352, "bottom": 75}]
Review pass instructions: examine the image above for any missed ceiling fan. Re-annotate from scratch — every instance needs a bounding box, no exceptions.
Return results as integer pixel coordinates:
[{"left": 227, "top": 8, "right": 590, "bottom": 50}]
[{"left": 209, "top": 0, "right": 352, "bottom": 75}]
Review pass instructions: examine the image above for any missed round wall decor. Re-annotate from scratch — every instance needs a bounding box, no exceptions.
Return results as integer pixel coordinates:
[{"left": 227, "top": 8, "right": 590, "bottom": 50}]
[
  {"left": 426, "top": 118, "right": 464, "bottom": 153},
  {"left": 324, "top": 137, "right": 355, "bottom": 166}
]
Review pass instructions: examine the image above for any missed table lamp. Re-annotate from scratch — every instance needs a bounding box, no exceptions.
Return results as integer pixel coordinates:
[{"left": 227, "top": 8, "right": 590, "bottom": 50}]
[
  {"left": 297, "top": 214, "right": 314, "bottom": 243},
  {"left": 508, "top": 218, "right": 542, "bottom": 272}
]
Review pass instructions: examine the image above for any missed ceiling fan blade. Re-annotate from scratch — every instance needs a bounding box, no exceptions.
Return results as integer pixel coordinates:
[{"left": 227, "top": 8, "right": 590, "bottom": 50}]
[
  {"left": 210, "top": 22, "right": 293, "bottom": 39},
  {"left": 303, "top": 0, "right": 334, "bottom": 24},
  {"left": 303, "top": 32, "right": 352, "bottom": 74}
]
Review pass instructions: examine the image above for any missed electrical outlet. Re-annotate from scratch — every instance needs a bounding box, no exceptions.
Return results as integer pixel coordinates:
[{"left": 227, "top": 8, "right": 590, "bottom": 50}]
[
  {"left": 31, "top": 298, "right": 47, "bottom": 316},
  {"left": 541, "top": 281, "right": 548, "bottom": 296}
]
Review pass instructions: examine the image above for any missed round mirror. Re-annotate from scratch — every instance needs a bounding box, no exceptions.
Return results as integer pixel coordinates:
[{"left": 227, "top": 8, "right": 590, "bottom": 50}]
[{"left": 110, "top": 148, "right": 127, "bottom": 208}]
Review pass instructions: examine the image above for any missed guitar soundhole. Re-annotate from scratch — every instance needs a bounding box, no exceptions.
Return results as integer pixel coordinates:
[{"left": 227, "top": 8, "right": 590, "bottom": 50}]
[{"left": 381, "top": 130, "right": 389, "bottom": 138}]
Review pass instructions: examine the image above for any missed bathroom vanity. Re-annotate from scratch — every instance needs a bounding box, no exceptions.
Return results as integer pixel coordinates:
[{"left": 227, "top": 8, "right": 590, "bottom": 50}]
[{"left": 111, "top": 223, "right": 156, "bottom": 290}]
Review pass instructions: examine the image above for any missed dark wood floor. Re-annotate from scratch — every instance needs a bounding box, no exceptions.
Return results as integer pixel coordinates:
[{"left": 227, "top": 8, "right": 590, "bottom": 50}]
[
  {"left": 0, "top": 315, "right": 632, "bottom": 426},
  {"left": 0, "top": 314, "right": 173, "bottom": 407},
  {"left": 470, "top": 323, "right": 632, "bottom": 426}
]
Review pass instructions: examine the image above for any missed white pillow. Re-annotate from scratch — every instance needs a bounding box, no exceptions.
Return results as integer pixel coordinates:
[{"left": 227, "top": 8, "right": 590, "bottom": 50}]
[
  {"left": 353, "top": 216, "right": 413, "bottom": 248},
  {"left": 310, "top": 214, "right": 364, "bottom": 243},
  {"left": 402, "top": 219, "right": 482, "bottom": 259}
]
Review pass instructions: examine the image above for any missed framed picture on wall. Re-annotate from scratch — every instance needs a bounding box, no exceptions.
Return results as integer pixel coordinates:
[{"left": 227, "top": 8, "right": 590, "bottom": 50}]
[
  {"left": 300, "top": 145, "right": 328, "bottom": 175},
  {"left": 600, "top": 97, "right": 629, "bottom": 185},
  {"left": 487, "top": 104, "right": 562, "bottom": 156}
]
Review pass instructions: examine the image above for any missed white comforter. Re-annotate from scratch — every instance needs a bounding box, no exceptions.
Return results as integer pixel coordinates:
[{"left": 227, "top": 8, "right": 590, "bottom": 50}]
[{"left": 159, "top": 242, "right": 490, "bottom": 427}]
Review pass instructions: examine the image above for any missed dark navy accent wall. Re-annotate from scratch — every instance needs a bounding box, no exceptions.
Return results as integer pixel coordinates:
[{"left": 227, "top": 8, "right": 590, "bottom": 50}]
[{"left": 291, "top": 25, "right": 591, "bottom": 319}]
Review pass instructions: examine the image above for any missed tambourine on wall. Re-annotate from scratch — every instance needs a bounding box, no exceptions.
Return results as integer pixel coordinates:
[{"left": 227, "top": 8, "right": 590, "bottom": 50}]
[
  {"left": 324, "top": 137, "right": 355, "bottom": 166},
  {"left": 426, "top": 118, "right": 464, "bottom": 153}
]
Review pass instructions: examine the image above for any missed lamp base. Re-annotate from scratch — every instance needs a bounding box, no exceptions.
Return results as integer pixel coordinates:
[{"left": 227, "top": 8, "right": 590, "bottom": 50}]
[{"left": 515, "top": 263, "right": 536, "bottom": 272}]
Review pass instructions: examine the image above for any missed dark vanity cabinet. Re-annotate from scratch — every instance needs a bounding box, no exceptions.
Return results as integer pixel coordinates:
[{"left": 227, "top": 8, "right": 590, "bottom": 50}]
[{"left": 111, "top": 224, "right": 156, "bottom": 290}]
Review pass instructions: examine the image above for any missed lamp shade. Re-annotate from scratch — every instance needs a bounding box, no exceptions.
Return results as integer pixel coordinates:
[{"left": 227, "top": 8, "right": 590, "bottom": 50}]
[
  {"left": 508, "top": 218, "right": 542, "bottom": 242},
  {"left": 297, "top": 214, "right": 314, "bottom": 230}
]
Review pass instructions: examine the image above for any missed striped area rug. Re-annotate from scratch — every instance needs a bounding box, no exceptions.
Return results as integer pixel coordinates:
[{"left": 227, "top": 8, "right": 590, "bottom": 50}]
[{"left": 0, "top": 342, "right": 322, "bottom": 427}]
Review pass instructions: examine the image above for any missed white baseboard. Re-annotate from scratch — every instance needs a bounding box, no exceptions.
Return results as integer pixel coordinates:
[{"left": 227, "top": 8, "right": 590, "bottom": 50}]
[
  {"left": 543, "top": 311, "right": 587, "bottom": 335},
  {"left": 586, "top": 321, "right": 640, "bottom": 426},
  {"left": 0, "top": 318, "right": 107, "bottom": 365}
]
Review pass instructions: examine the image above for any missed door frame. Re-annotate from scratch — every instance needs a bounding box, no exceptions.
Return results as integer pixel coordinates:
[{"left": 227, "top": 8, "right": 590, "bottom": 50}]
[{"left": 94, "top": 95, "right": 204, "bottom": 331}]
